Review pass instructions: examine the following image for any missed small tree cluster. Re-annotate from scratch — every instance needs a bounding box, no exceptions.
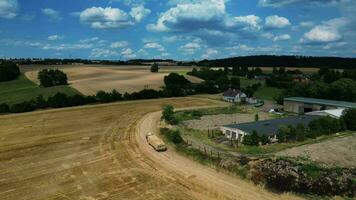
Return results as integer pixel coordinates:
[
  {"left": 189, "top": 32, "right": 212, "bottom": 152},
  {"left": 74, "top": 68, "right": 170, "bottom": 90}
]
[
  {"left": 276, "top": 116, "right": 344, "bottom": 143},
  {"left": 150, "top": 63, "right": 159, "bottom": 72},
  {"left": 160, "top": 128, "right": 183, "bottom": 144},
  {"left": 0, "top": 62, "right": 20, "bottom": 82},
  {"left": 161, "top": 105, "right": 178, "bottom": 125},
  {"left": 242, "top": 130, "right": 270, "bottom": 146},
  {"left": 38, "top": 69, "right": 68, "bottom": 87}
]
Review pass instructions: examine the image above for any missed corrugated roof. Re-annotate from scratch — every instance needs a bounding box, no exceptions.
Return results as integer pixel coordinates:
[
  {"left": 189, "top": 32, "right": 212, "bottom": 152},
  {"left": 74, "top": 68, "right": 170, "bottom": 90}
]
[
  {"left": 222, "top": 115, "right": 321, "bottom": 136},
  {"left": 306, "top": 109, "right": 345, "bottom": 119},
  {"left": 284, "top": 97, "right": 356, "bottom": 108}
]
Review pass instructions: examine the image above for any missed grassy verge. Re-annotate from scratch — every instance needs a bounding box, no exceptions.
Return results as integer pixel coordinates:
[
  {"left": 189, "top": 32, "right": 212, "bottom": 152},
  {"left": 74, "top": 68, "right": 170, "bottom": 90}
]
[
  {"left": 0, "top": 74, "right": 80, "bottom": 105},
  {"left": 160, "top": 127, "right": 249, "bottom": 179},
  {"left": 180, "top": 126, "right": 354, "bottom": 155},
  {"left": 174, "top": 105, "right": 250, "bottom": 121}
]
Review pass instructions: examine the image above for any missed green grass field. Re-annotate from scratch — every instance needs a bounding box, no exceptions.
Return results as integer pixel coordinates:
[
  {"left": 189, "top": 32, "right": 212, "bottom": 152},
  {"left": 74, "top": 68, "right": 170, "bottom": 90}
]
[
  {"left": 0, "top": 74, "right": 80, "bottom": 105},
  {"left": 254, "top": 86, "right": 282, "bottom": 100}
]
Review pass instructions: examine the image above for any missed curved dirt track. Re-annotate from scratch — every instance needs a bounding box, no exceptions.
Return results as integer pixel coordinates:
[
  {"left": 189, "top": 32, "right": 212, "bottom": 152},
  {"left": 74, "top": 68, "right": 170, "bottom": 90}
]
[
  {"left": 135, "top": 111, "right": 304, "bottom": 200},
  {"left": 0, "top": 97, "right": 303, "bottom": 200}
]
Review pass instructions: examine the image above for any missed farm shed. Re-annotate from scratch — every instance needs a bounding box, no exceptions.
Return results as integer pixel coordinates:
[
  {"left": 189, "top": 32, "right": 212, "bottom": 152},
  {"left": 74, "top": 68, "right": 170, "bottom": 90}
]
[
  {"left": 284, "top": 97, "right": 356, "bottom": 114},
  {"left": 220, "top": 115, "right": 321, "bottom": 142}
]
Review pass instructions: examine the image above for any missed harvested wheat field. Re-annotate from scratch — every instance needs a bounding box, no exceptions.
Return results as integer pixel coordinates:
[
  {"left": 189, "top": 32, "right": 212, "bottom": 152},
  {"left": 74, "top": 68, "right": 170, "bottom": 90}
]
[
  {"left": 277, "top": 133, "right": 356, "bottom": 167},
  {"left": 24, "top": 65, "right": 202, "bottom": 95},
  {"left": 0, "top": 97, "right": 303, "bottom": 200}
]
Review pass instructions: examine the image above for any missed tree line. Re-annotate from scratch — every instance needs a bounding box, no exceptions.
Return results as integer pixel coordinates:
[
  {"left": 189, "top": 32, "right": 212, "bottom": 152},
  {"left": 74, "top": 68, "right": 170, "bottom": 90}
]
[
  {"left": 275, "top": 68, "right": 356, "bottom": 103},
  {"left": 198, "top": 55, "right": 356, "bottom": 69},
  {"left": 0, "top": 72, "right": 222, "bottom": 114}
]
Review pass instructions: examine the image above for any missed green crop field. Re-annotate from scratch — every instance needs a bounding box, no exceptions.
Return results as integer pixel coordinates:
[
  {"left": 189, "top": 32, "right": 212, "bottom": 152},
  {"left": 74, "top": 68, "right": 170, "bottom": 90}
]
[
  {"left": 254, "top": 86, "right": 282, "bottom": 100},
  {"left": 0, "top": 74, "right": 80, "bottom": 105}
]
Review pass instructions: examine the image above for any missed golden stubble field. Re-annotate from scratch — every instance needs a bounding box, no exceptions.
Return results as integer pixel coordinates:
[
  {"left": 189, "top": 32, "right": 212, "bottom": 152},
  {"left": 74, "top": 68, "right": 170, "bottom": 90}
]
[
  {"left": 23, "top": 65, "right": 202, "bottom": 95},
  {"left": 0, "top": 98, "right": 215, "bottom": 200},
  {"left": 0, "top": 97, "right": 303, "bottom": 200}
]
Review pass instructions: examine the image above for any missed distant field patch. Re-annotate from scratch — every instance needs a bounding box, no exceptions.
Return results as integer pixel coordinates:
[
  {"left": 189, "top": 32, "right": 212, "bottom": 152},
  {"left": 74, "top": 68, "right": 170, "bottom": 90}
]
[
  {"left": 24, "top": 65, "right": 202, "bottom": 95},
  {"left": 255, "top": 86, "right": 282, "bottom": 100},
  {"left": 277, "top": 133, "right": 356, "bottom": 167},
  {"left": 0, "top": 74, "right": 80, "bottom": 105}
]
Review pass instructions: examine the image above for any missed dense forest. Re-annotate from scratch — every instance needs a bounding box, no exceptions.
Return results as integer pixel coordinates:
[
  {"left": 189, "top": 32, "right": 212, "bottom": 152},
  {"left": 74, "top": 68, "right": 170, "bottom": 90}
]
[{"left": 198, "top": 55, "right": 356, "bottom": 69}]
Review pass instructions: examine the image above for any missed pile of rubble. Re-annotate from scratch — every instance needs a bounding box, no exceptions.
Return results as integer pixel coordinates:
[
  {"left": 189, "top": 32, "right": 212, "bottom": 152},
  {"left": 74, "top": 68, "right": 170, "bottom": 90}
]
[{"left": 255, "top": 159, "right": 355, "bottom": 197}]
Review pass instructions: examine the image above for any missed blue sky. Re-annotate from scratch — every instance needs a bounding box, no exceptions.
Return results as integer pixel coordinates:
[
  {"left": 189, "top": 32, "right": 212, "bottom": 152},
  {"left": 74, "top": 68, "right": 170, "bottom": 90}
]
[{"left": 0, "top": 0, "right": 355, "bottom": 60}]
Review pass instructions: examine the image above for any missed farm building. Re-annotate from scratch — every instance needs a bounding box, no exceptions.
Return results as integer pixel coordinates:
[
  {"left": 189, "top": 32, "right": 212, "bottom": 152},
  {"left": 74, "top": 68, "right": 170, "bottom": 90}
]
[
  {"left": 284, "top": 97, "right": 356, "bottom": 114},
  {"left": 306, "top": 108, "right": 345, "bottom": 119},
  {"left": 220, "top": 115, "right": 321, "bottom": 142},
  {"left": 222, "top": 89, "right": 247, "bottom": 103}
]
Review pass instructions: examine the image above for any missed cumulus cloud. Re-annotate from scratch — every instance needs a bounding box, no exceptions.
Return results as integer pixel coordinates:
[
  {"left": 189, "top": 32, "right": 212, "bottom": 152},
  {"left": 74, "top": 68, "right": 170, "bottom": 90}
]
[
  {"left": 0, "top": 0, "right": 19, "bottom": 19},
  {"left": 42, "top": 8, "right": 62, "bottom": 21},
  {"left": 273, "top": 34, "right": 291, "bottom": 41},
  {"left": 232, "top": 15, "right": 262, "bottom": 31},
  {"left": 180, "top": 42, "right": 201, "bottom": 54},
  {"left": 121, "top": 48, "right": 136, "bottom": 58},
  {"left": 48, "top": 35, "right": 64, "bottom": 41},
  {"left": 130, "top": 5, "right": 150, "bottom": 22},
  {"left": 110, "top": 41, "right": 129, "bottom": 48},
  {"left": 91, "top": 48, "right": 119, "bottom": 58},
  {"left": 265, "top": 15, "right": 291, "bottom": 28},
  {"left": 302, "top": 18, "right": 347, "bottom": 43},
  {"left": 147, "top": 0, "right": 226, "bottom": 32},
  {"left": 202, "top": 48, "right": 218, "bottom": 59},
  {"left": 80, "top": 7, "right": 134, "bottom": 29},
  {"left": 43, "top": 43, "right": 93, "bottom": 51},
  {"left": 143, "top": 42, "right": 165, "bottom": 51}
]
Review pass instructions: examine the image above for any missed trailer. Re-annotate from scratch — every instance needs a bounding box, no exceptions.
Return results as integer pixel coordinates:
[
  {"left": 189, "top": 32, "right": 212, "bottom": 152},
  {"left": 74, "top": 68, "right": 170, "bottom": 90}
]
[{"left": 146, "top": 132, "right": 167, "bottom": 151}]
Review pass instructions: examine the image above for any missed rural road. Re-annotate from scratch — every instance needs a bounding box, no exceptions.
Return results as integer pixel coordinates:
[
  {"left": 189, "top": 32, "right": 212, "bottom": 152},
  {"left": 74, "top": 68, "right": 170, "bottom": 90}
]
[{"left": 134, "top": 111, "right": 304, "bottom": 200}]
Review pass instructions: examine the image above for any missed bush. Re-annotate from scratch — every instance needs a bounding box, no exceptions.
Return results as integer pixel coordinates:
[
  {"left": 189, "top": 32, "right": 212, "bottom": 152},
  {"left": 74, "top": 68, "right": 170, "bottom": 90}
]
[
  {"left": 0, "top": 103, "right": 10, "bottom": 113},
  {"left": 38, "top": 69, "right": 68, "bottom": 87},
  {"left": 150, "top": 63, "right": 159, "bottom": 72},
  {"left": 243, "top": 130, "right": 260, "bottom": 146},
  {"left": 160, "top": 128, "right": 183, "bottom": 144},
  {"left": 162, "top": 105, "right": 178, "bottom": 124},
  {"left": 341, "top": 108, "right": 356, "bottom": 130},
  {"left": 0, "top": 62, "right": 20, "bottom": 82}
]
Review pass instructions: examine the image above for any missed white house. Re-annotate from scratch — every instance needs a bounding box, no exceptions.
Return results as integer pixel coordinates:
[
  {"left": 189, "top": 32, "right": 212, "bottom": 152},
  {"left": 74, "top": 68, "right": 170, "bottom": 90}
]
[{"left": 222, "top": 89, "right": 247, "bottom": 103}]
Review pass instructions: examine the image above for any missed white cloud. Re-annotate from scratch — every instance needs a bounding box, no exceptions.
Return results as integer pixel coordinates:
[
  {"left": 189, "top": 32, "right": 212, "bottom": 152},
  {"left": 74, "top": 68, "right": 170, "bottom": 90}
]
[
  {"left": 48, "top": 35, "right": 64, "bottom": 41},
  {"left": 42, "top": 43, "right": 93, "bottom": 51},
  {"left": 180, "top": 42, "right": 201, "bottom": 54},
  {"left": 232, "top": 15, "right": 262, "bottom": 31},
  {"left": 79, "top": 37, "right": 99, "bottom": 43},
  {"left": 79, "top": 7, "right": 134, "bottom": 29},
  {"left": 91, "top": 48, "right": 119, "bottom": 58},
  {"left": 147, "top": 0, "right": 226, "bottom": 32},
  {"left": 265, "top": 15, "right": 291, "bottom": 28},
  {"left": 42, "top": 8, "right": 62, "bottom": 21},
  {"left": 0, "top": 0, "right": 19, "bottom": 19},
  {"left": 110, "top": 41, "right": 129, "bottom": 48},
  {"left": 273, "top": 34, "right": 291, "bottom": 41},
  {"left": 202, "top": 48, "right": 218, "bottom": 59},
  {"left": 299, "top": 21, "right": 314, "bottom": 28},
  {"left": 121, "top": 48, "right": 136, "bottom": 58},
  {"left": 130, "top": 5, "right": 150, "bottom": 22},
  {"left": 302, "top": 18, "right": 347, "bottom": 43},
  {"left": 143, "top": 42, "right": 165, "bottom": 51}
]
